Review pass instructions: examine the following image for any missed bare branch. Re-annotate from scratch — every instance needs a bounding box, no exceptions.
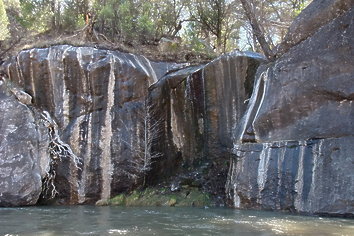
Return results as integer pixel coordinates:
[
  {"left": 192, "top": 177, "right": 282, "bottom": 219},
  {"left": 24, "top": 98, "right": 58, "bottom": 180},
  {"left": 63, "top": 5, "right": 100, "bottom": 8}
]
[
  {"left": 239, "top": 0, "right": 275, "bottom": 60},
  {"left": 40, "top": 111, "right": 82, "bottom": 199}
]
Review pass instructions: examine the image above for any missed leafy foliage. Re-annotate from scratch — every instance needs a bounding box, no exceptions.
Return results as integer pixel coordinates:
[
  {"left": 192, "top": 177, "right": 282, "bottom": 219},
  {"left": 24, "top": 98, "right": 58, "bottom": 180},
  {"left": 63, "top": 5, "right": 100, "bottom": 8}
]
[
  {"left": 0, "top": 0, "right": 312, "bottom": 57},
  {"left": 0, "top": 0, "right": 9, "bottom": 40}
]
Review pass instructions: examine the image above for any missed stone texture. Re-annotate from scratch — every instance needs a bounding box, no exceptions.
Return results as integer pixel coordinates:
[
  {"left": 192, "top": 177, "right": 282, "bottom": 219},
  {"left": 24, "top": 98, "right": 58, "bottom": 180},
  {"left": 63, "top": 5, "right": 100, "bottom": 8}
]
[
  {"left": 238, "top": 7, "right": 354, "bottom": 143},
  {"left": 0, "top": 79, "right": 47, "bottom": 206},
  {"left": 226, "top": 6, "right": 354, "bottom": 216},
  {"left": 2, "top": 46, "right": 184, "bottom": 204},
  {"left": 276, "top": 0, "right": 353, "bottom": 57},
  {"left": 227, "top": 137, "right": 354, "bottom": 216},
  {"left": 0, "top": 2, "right": 352, "bottom": 216},
  {"left": 147, "top": 51, "right": 264, "bottom": 200}
]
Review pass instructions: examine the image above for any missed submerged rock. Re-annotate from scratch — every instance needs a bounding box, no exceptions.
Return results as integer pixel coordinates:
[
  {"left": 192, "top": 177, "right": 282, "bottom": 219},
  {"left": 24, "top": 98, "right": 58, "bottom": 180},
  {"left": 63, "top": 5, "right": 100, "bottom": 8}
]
[{"left": 107, "top": 186, "right": 211, "bottom": 207}]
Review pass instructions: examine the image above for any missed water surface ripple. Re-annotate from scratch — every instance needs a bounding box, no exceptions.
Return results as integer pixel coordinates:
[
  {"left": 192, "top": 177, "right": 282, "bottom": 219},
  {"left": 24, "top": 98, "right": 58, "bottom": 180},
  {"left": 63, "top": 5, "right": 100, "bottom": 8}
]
[{"left": 0, "top": 206, "right": 353, "bottom": 236}]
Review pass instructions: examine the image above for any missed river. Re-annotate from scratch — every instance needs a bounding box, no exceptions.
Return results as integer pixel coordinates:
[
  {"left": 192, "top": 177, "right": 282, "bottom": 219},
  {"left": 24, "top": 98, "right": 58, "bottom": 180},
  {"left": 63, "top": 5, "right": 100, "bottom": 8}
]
[{"left": 0, "top": 206, "right": 353, "bottom": 235}]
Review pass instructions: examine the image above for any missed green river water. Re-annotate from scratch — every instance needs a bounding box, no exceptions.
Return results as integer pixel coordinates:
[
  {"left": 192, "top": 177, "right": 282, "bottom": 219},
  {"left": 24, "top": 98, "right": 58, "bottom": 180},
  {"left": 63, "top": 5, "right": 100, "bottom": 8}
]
[{"left": 0, "top": 206, "right": 353, "bottom": 235}]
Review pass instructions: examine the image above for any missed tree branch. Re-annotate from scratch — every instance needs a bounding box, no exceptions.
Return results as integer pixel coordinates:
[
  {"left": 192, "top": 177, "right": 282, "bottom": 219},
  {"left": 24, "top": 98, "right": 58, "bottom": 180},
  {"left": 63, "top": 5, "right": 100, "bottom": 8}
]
[{"left": 239, "top": 0, "right": 275, "bottom": 60}]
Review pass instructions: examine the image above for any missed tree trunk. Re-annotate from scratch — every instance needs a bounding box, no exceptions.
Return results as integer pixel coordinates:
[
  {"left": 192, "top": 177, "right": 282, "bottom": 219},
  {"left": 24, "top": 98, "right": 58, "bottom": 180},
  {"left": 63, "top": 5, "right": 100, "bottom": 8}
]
[{"left": 240, "top": 0, "right": 274, "bottom": 60}]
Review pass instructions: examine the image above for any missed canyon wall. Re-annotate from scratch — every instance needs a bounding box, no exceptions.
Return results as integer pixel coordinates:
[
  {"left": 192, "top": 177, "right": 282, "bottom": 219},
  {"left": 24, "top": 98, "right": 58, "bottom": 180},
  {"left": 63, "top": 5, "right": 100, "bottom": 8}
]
[
  {"left": 226, "top": 5, "right": 354, "bottom": 216},
  {"left": 0, "top": 1, "right": 353, "bottom": 217},
  {"left": 1, "top": 46, "right": 183, "bottom": 204},
  {"left": 147, "top": 52, "right": 263, "bottom": 199},
  {"left": 0, "top": 47, "right": 262, "bottom": 206}
]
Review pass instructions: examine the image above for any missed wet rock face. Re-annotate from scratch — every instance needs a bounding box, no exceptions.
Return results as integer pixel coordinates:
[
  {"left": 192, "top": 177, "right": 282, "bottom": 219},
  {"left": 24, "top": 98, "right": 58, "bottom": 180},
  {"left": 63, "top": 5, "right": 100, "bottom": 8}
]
[
  {"left": 2, "top": 46, "right": 181, "bottom": 204},
  {"left": 227, "top": 137, "right": 354, "bottom": 215},
  {"left": 0, "top": 79, "right": 47, "bottom": 206},
  {"left": 227, "top": 7, "right": 354, "bottom": 216},
  {"left": 147, "top": 52, "right": 264, "bottom": 199},
  {"left": 0, "top": 2, "right": 352, "bottom": 214},
  {"left": 240, "top": 7, "right": 354, "bottom": 143}
]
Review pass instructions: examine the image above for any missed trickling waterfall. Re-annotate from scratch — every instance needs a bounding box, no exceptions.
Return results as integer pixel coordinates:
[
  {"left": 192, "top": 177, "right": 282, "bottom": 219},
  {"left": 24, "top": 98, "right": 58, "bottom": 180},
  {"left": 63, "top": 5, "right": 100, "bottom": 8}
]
[
  {"left": 294, "top": 141, "right": 306, "bottom": 210},
  {"left": 77, "top": 114, "right": 92, "bottom": 203},
  {"left": 236, "top": 67, "right": 268, "bottom": 143}
]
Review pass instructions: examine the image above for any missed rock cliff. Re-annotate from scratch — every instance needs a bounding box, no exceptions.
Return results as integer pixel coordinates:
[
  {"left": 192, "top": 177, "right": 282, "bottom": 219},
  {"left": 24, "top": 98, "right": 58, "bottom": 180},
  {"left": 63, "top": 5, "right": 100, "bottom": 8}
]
[
  {"left": 226, "top": 4, "right": 354, "bottom": 216},
  {"left": 147, "top": 52, "right": 264, "bottom": 200},
  {"left": 0, "top": 1, "right": 353, "bottom": 217},
  {"left": 1, "top": 46, "right": 184, "bottom": 204}
]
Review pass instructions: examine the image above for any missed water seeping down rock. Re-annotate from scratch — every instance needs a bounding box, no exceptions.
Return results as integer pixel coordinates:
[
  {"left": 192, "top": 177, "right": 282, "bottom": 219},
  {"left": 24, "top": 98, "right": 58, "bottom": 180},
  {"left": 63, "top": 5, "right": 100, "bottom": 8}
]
[
  {"left": 146, "top": 52, "right": 264, "bottom": 200},
  {"left": 1, "top": 46, "right": 184, "bottom": 205},
  {"left": 0, "top": 0, "right": 353, "bottom": 217},
  {"left": 226, "top": 4, "right": 354, "bottom": 216},
  {"left": 0, "top": 46, "right": 263, "bottom": 206}
]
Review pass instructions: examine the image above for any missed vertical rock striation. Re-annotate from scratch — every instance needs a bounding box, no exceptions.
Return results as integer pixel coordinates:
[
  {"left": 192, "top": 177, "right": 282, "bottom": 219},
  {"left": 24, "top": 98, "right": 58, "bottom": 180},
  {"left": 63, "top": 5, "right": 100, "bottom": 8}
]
[
  {"left": 2, "top": 46, "right": 183, "bottom": 204},
  {"left": 226, "top": 6, "right": 354, "bottom": 216},
  {"left": 227, "top": 138, "right": 354, "bottom": 215},
  {"left": 147, "top": 51, "right": 264, "bottom": 199},
  {"left": 1, "top": 2, "right": 353, "bottom": 215}
]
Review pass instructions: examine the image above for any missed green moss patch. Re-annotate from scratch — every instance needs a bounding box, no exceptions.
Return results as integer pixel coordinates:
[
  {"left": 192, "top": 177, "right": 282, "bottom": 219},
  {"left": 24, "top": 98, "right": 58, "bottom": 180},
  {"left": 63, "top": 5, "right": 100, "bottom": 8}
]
[{"left": 106, "top": 186, "right": 211, "bottom": 207}]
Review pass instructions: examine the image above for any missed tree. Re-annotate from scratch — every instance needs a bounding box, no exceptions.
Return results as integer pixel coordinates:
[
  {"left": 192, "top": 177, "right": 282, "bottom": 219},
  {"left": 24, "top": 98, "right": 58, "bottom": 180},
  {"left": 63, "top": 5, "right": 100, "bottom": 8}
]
[
  {"left": 238, "top": 0, "right": 312, "bottom": 54},
  {"left": 187, "top": 0, "right": 239, "bottom": 53},
  {"left": 40, "top": 111, "right": 82, "bottom": 199},
  {"left": 154, "top": 0, "right": 187, "bottom": 39},
  {"left": 117, "top": 101, "right": 162, "bottom": 186},
  {"left": 1, "top": 0, "right": 313, "bottom": 58},
  {"left": 239, "top": 0, "right": 274, "bottom": 60},
  {"left": 0, "top": 0, "right": 9, "bottom": 41}
]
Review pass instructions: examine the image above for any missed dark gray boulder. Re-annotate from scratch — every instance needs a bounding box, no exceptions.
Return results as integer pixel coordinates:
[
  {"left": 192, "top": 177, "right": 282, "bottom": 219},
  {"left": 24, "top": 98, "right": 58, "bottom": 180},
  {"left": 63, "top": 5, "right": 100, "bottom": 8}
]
[
  {"left": 0, "top": 79, "right": 48, "bottom": 206},
  {"left": 239, "top": 6, "right": 354, "bottom": 143}
]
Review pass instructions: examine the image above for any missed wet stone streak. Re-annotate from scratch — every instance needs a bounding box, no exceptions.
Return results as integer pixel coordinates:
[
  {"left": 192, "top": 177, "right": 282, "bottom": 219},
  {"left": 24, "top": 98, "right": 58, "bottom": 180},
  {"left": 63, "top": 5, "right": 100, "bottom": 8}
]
[{"left": 226, "top": 137, "right": 354, "bottom": 216}]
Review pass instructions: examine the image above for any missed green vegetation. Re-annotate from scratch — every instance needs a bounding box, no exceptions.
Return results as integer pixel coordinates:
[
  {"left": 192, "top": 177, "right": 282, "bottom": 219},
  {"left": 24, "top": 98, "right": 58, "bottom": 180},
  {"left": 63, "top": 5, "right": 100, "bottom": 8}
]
[
  {"left": 1, "top": 0, "right": 312, "bottom": 58},
  {"left": 0, "top": 0, "right": 9, "bottom": 40},
  {"left": 101, "top": 186, "right": 211, "bottom": 207}
]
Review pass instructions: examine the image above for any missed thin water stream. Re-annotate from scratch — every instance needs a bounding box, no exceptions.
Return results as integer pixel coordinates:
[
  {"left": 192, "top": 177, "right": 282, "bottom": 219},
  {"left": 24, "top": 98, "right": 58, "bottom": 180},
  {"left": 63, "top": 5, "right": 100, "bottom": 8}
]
[{"left": 0, "top": 206, "right": 353, "bottom": 236}]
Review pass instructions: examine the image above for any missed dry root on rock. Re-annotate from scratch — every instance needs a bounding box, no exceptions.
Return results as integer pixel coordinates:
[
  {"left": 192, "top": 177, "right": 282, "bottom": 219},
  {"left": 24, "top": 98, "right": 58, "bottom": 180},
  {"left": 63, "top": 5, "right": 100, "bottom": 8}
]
[{"left": 40, "top": 111, "right": 82, "bottom": 199}]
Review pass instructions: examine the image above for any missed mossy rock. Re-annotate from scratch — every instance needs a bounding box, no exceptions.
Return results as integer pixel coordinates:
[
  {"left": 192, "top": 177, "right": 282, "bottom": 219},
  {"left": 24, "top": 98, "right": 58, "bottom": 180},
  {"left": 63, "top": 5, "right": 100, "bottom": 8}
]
[
  {"left": 167, "top": 198, "right": 177, "bottom": 206},
  {"left": 108, "top": 187, "right": 211, "bottom": 207},
  {"left": 109, "top": 194, "right": 126, "bottom": 206},
  {"left": 95, "top": 199, "right": 109, "bottom": 206}
]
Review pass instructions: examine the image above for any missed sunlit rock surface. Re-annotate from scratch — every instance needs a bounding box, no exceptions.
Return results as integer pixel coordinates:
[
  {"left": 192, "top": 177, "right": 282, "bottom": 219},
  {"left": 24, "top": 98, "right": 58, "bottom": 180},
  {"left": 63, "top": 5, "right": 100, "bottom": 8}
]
[
  {"left": 239, "top": 7, "right": 354, "bottom": 142},
  {"left": 226, "top": 6, "right": 354, "bottom": 216},
  {"left": 0, "top": 79, "right": 48, "bottom": 206}
]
